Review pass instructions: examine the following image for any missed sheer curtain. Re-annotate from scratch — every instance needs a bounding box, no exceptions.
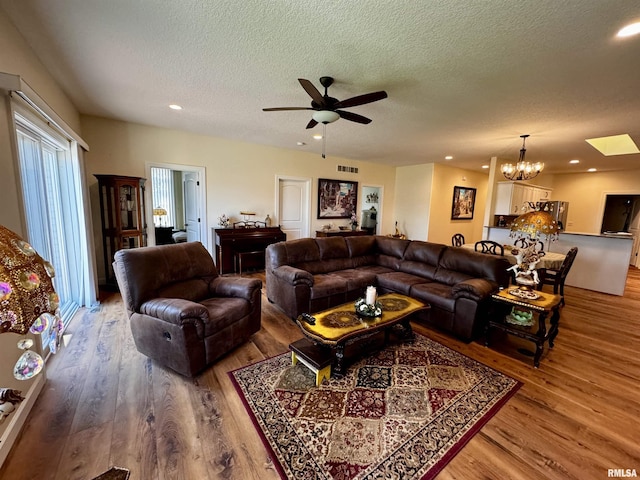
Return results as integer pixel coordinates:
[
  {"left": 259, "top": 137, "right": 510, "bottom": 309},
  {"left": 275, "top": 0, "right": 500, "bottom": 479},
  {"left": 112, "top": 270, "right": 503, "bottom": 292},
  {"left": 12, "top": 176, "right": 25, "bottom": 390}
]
[
  {"left": 151, "top": 167, "right": 176, "bottom": 227},
  {"left": 13, "top": 107, "right": 95, "bottom": 342}
]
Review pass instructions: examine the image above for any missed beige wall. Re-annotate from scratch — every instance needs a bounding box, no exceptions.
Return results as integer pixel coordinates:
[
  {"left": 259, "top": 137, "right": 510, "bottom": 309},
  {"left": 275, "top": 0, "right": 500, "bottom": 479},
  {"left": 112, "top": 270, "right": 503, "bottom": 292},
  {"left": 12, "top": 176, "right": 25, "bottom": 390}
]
[
  {"left": 428, "top": 164, "right": 489, "bottom": 245},
  {"left": 551, "top": 169, "right": 640, "bottom": 233},
  {"left": 80, "top": 115, "right": 398, "bottom": 280},
  {"left": 393, "top": 163, "right": 488, "bottom": 244}
]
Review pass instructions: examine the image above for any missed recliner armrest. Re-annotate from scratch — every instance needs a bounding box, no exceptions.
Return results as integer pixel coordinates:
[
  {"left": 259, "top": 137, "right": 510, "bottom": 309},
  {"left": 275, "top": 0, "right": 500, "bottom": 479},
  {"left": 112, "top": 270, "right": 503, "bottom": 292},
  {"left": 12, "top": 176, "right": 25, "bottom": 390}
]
[
  {"left": 209, "top": 276, "right": 262, "bottom": 301},
  {"left": 140, "top": 298, "right": 209, "bottom": 326},
  {"left": 271, "top": 265, "right": 313, "bottom": 286},
  {"left": 451, "top": 278, "right": 497, "bottom": 301}
]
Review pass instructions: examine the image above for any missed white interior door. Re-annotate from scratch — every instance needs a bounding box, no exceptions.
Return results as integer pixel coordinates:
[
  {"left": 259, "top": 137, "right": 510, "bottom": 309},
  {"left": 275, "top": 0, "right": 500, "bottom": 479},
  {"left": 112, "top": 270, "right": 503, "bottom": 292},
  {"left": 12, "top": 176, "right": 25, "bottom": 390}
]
[
  {"left": 278, "top": 177, "right": 310, "bottom": 239},
  {"left": 183, "top": 171, "right": 200, "bottom": 242}
]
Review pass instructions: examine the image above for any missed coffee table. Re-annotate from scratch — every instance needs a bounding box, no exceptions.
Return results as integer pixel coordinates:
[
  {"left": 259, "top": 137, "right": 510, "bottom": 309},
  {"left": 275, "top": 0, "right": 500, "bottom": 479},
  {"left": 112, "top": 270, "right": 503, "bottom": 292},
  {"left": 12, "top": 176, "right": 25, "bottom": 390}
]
[
  {"left": 486, "top": 288, "right": 562, "bottom": 367},
  {"left": 291, "top": 293, "right": 428, "bottom": 380}
]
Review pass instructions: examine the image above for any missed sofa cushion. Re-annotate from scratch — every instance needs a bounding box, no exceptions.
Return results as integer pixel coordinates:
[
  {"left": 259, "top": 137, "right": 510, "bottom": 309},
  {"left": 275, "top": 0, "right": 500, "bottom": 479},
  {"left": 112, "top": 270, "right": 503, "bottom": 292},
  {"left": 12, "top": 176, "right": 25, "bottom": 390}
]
[
  {"left": 310, "top": 274, "right": 349, "bottom": 299},
  {"left": 345, "top": 236, "right": 377, "bottom": 257},
  {"left": 436, "top": 247, "right": 510, "bottom": 285},
  {"left": 329, "top": 268, "right": 378, "bottom": 292},
  {"left": 376, "top": 271, "right": 431, "bottom": 295},
  {"left": 200, "top": 297, "right": 251, "bottom": 335},
  {"left": 284, "top": 238, "right": 321, "bottom": 267},
  {"left": 410, "top": 282, "right": 456, "bottom": 313},
  {"left": 375, "top": 236, "right": 410, "bottom": 270}
]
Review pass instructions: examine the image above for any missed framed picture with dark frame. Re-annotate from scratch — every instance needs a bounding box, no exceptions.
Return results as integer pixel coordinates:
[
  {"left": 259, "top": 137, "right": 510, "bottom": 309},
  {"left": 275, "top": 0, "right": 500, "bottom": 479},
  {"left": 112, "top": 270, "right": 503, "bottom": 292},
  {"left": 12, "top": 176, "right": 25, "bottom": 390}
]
[
  {"left": 451, "top": 186, "right": 476, "bottom": 220},
  {"left": 317, "top": 178, "right": 358, "bottom": 219}
]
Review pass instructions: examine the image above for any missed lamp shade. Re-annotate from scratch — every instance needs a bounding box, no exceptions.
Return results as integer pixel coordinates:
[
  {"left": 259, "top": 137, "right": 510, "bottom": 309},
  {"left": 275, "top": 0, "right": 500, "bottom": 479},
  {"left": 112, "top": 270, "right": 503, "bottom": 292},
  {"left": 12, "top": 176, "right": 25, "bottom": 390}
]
[
  {"left": 0, "top": 225, "right": 59, "bottom": 335},
  {"left": 312, "top": 110, "right": 340, "bottom": 124},
  {"left": 510, "top": 210, "right": 559, "bottom": 241},
  {"left": 152, "top": 208, "right": 167, "bottom": 216}
]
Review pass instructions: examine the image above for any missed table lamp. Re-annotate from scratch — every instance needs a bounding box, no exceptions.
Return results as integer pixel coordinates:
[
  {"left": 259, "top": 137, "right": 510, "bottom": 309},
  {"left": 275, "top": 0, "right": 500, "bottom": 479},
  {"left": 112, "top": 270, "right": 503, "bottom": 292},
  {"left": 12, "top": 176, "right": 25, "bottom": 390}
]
[
  {"left": 0, "top": 225, "right": 63, "bottom": 380},
  {"left": 507, "top": 205, "right": 559, "bottom": 286},
  {"left": 152, "top": 207, "right": 167, "bottom": 227}
]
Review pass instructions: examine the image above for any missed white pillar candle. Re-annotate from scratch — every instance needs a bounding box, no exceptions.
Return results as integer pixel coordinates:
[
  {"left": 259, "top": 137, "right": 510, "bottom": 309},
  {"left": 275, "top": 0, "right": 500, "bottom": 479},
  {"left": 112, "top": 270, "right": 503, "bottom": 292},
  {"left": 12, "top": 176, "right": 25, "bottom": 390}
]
[{"left": 366, "top": 286, "right": 377, "bottom": 305}]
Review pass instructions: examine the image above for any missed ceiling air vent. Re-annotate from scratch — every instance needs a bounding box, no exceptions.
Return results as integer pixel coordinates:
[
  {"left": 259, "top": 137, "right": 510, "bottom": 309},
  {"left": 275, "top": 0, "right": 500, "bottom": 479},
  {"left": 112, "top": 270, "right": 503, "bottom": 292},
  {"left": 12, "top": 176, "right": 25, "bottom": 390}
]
[{"left": 337, "top": 165, "right": 359, "bottom": 174}]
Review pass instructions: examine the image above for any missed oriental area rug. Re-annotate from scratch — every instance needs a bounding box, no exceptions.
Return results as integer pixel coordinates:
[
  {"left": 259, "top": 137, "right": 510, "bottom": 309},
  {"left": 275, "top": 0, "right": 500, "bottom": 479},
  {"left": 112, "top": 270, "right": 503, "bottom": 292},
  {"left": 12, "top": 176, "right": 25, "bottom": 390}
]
[{"left": 229, "top": 333, "right": 521, "bottom": 480}]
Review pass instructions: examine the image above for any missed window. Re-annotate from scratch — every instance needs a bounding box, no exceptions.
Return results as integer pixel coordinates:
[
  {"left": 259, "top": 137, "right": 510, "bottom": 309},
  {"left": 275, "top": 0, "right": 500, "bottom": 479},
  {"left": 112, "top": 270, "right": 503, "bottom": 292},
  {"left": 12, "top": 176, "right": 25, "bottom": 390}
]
[
  {"left": 13, "top": 108, "right": 93, "bottom": 353},
  {"left": 150, "top": 167, "right": 176, "bottom": 227}
]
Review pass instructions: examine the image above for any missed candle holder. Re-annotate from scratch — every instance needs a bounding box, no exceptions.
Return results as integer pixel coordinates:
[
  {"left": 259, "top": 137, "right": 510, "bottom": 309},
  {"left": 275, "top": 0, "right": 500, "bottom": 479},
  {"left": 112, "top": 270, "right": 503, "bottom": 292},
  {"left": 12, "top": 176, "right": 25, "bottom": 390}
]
[{"left": 354, "top": 297, "right": 382, "bottom": 317}]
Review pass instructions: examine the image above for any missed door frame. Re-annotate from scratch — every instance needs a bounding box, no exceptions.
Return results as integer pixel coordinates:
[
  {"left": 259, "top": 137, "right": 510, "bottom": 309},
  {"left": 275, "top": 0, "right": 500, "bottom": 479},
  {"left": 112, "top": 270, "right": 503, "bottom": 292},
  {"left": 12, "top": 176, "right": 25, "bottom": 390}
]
[
  {"left": 145, "top": 162, "right": 208, "bottom": 249},
  {"left": 275, "top": 175, "right": 312, "bottom": 239}
]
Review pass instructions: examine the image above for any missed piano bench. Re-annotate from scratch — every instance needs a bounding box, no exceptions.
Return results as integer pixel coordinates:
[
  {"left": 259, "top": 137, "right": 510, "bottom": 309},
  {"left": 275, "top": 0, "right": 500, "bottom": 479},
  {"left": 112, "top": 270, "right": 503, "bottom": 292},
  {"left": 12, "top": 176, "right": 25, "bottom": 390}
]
[{"left": 235, "top": 250, "right": 264, "bottom": 276}]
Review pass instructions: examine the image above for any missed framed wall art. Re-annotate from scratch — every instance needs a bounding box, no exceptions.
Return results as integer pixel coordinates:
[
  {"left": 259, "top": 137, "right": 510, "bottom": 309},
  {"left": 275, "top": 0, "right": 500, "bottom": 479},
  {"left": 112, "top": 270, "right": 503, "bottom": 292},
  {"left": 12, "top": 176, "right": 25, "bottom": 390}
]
[
  {"left": 317, "top": 178, "right": 358, "bottom": 219},
  {"left": 451, "top": 186, "right": 476, "bottom": 220}
]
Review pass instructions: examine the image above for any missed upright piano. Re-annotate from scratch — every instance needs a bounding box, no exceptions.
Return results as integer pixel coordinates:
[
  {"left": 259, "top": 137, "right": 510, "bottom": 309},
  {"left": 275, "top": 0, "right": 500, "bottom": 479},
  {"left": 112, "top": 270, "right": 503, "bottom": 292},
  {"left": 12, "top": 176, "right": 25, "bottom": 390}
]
[{"left": 213, "top": 226, "right": 286, "bottom": 274}]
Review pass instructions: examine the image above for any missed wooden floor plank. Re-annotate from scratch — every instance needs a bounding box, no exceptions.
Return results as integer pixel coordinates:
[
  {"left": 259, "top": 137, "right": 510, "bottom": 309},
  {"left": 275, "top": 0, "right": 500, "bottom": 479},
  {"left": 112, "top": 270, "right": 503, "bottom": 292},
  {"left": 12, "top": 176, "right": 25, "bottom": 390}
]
[{"left": 1, "top": 267, "right": 639, "bottom": 479}]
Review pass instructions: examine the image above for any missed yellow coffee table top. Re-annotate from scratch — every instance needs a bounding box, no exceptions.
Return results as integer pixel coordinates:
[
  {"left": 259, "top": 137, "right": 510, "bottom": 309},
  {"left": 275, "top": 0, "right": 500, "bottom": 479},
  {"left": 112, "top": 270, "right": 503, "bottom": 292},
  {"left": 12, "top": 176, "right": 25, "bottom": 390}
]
[{"left": 296, "top": 293, "right": 428, "bottom": 345}]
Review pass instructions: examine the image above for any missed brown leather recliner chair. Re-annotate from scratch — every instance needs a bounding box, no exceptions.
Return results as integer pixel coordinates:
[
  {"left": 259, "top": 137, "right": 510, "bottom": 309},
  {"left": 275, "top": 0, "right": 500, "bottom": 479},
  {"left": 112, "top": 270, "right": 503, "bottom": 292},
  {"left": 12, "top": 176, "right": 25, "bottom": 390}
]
[{"left": 113, "top": 242, "right": 262, "bottom": 377}]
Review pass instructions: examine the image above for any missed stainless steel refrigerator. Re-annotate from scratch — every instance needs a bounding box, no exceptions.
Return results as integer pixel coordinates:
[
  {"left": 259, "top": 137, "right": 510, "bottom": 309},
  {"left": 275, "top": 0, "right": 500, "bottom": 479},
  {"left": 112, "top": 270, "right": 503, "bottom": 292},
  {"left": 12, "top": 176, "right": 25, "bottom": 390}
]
[{"left": 541, "top": 201, "right": 569, "bottom": 231}]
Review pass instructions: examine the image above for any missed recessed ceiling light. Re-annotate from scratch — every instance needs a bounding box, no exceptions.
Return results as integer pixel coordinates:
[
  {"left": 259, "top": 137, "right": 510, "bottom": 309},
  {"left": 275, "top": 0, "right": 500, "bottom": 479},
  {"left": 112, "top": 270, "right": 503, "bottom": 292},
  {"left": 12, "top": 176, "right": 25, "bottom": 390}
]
[
  {"left": 481, "top": 165, "right": 489, "bottom": 169},
  {"left": 588, "top": 168, "right": 597, "bottom": 172},
  {"left": 297, "top": 142, "right": 306, "bottom": 146},
  {"left": 585, "top": 134, "right": 640, "bottom": 156},
  {"left": 617, "top": 22, "right": 640, "bottom": 37},
  {"left": 445, "top": 156, "right": 453, "bottom": 160},
  {"left": 569, "top": 159, "right": 580, "bottom": 164},
  {"left": 169, "top": 104, "right": 182, "bottom": 110},
  {"left": 313, "top": 134, "right": 323, "bottom": 140}
]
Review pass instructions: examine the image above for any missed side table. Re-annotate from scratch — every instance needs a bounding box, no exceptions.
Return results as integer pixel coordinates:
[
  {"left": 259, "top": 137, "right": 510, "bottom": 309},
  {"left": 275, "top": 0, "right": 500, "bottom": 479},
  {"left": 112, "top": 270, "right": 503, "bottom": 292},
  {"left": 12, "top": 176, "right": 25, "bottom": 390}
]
[{"left": 486, "top": 288, "right": 562, "bottom": 367}]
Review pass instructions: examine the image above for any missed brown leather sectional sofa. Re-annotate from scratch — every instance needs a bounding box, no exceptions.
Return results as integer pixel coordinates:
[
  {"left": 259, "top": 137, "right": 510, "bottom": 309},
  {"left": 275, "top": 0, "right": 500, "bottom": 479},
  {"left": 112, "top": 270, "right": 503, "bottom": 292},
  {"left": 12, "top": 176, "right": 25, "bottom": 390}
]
[{"left": 266, "top": 235, "right": 511, "bottom": 341}]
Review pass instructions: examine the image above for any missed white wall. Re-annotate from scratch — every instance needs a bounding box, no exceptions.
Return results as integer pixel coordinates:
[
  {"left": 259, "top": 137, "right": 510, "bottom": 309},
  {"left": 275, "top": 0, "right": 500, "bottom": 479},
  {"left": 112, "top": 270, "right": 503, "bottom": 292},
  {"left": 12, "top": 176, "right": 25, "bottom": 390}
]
[{"left": 80, "top": 115, "right": 398, "bottom": 280}]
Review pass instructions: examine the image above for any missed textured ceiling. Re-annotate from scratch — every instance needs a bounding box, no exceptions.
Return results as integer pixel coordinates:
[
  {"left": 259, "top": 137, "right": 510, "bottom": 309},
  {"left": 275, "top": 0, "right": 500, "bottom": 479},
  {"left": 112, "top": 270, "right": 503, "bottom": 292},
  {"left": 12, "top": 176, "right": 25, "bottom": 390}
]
[{"left": 2, "top": 0, "right": 639, "bottom": 173}]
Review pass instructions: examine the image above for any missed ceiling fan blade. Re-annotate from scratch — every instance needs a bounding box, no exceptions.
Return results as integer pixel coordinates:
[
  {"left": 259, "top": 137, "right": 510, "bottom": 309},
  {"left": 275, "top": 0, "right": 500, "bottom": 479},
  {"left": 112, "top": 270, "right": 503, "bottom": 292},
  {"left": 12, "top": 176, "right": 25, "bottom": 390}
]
[
  {"left": 263, "top": 107, "right": 313, "bottom": 111},
  {"left": 335, "top": 91, "right": 388, "bottom": 109},
  {"left": 306, "top": 119, "right": 318, "bottom": 129},
  {"left": 336, "top": 110, "right": 372, "bottom": 124},
  {"left": 298, "top": 78, "right": 326, "bottom": 107}
]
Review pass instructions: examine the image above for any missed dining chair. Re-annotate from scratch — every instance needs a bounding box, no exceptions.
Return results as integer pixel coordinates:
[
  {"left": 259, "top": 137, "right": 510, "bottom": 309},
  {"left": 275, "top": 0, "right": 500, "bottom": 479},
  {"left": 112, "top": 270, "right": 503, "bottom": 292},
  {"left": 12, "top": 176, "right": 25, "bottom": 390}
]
[
  {"left": 452, "top": 233, "right": 465, "bottom": 247},
  {"left": 540, "top": 247, "right": 578, "bottom": 305},
  {"left": 514, "top": 237, "right": 545, "bottom": 252},
  {"left": 474, "top": 240, "right": 504, "bottom": 255}
]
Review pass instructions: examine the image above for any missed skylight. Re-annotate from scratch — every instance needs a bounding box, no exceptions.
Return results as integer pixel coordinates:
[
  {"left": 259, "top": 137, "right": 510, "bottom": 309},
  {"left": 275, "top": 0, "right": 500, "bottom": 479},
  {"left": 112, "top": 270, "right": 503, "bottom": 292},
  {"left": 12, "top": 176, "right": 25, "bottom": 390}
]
[{"left": 585, "top": 134, "right": 640, "bottom": 156}]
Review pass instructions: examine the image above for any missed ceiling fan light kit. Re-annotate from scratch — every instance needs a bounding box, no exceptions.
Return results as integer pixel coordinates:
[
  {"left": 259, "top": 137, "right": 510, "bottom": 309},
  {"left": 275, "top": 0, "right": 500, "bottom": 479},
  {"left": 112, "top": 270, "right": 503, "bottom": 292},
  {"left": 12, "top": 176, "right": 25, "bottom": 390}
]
[
  {"left": 312, "top": 110, "right": 340, "bottom": 124},
  {"left": 501, "top": 134, "right": 544, "bottom": 181},
  {"left": 263, "top": 76, "right": 388, "bottom": 157}
]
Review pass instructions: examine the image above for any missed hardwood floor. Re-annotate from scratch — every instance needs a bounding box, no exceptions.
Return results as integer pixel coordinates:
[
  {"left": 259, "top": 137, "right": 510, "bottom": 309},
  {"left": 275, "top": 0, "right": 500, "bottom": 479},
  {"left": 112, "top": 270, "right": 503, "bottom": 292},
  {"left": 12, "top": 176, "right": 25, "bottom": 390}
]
[{"left": 2, "top": 269, "right": 639, "bottom": 479}]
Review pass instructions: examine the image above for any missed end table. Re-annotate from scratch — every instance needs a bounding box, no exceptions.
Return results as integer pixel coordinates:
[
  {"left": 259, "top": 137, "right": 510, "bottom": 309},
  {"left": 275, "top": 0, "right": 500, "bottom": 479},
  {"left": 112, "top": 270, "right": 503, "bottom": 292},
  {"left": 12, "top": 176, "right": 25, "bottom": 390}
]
[{"left": 486, "top": 288, "right": 562, "bottom": 367}]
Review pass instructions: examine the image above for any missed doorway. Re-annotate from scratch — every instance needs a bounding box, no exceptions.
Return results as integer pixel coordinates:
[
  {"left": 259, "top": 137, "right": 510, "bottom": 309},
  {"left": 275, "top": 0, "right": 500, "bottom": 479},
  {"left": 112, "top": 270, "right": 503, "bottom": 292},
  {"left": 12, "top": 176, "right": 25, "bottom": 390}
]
[
  {"left": 146, "top": 163, "right": 208, "bottom": 249},
  {"left": 277, "top": 176, "right": 311, "bottom": 239},
  {"left": 601, "top": 194, "right": 640, "bottom": 267},
  {"left": 361, "top": 185, "right": 383, "bottom": 234}
]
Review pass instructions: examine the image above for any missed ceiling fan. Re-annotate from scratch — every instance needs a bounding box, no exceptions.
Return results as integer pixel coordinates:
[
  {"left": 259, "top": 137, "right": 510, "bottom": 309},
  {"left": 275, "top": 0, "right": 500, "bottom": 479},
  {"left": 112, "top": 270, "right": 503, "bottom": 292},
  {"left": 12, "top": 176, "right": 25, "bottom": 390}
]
[{"left": 263, "top": 76, "right": 388, "bottom": 129}]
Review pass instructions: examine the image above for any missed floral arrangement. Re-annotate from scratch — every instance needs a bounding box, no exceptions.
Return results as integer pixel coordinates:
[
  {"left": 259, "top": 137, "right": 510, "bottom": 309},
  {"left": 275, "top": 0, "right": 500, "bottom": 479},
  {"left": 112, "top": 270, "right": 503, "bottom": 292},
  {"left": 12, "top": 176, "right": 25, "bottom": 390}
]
[
  {"left": 218, "top": 214, "right": 231, "bottom": 228},
  {"left": 350, "top": 212, "right": 358, "bottom": 227},
  {"left": 354, "top": 297, "right": 382, "bottom": 317}
]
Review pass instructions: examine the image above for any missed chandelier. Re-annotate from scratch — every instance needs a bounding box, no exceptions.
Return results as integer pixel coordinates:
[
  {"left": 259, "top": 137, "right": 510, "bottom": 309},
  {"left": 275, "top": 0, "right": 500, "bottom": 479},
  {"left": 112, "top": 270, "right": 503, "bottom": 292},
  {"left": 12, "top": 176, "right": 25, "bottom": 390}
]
[{"left": 501, "top": 134, "right": 544, "bottom": 181}]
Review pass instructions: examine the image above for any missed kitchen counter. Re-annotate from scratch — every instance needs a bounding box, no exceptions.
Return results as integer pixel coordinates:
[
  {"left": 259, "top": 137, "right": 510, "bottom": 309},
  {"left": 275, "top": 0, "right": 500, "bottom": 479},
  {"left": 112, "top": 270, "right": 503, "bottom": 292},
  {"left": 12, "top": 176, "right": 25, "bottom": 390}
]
[{"left": 485, "top": 227, "right": 633, "bottom": 296}]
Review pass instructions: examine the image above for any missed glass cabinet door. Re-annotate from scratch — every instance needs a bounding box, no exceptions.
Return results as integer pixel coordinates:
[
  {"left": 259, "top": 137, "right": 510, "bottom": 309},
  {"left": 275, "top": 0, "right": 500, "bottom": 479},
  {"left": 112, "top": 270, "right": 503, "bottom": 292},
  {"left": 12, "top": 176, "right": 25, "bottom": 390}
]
[{"left": 119, "top": 183, "right": 138, "bottom": 230}]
